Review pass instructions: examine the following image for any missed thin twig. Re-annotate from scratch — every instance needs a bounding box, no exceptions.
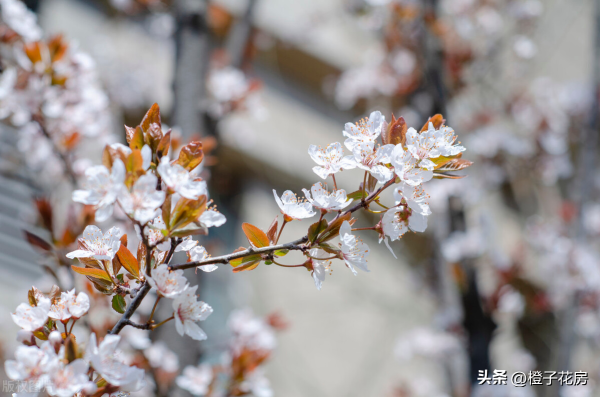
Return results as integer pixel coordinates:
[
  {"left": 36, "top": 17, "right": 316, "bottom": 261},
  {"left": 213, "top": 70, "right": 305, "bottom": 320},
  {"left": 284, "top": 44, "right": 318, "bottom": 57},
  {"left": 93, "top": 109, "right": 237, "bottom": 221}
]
[
  {"left": 33, "top": 115, "right": 78, "bottom": 186},
  {"left": 169, "top": 178, "right": 395, "bottom": 271}
]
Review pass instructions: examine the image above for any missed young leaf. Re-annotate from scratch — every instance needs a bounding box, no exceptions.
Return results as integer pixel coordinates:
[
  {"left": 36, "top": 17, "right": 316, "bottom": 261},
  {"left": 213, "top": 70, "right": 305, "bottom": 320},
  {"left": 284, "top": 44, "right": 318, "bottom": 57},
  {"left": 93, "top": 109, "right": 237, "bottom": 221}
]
[
  {"left": 125, "top": 125, "right": 136, "bottom": 144},
  {"left": 420, "top": 114, "right": 444, "bottom": 132},
  {"left": 307, "top": 219, "right": 328, "bottom": 244},
  {"left": 177, "top": 141, "right": 204, "bottom": 171},
  {"left": 266, "top": 216, "right": 278, "bottom": 244},
  {"left": 130, "top": 126, "right": 145, "bottom": 150},
  {"left": 24, "top": 231, "right": 52, "bottom": 252},
  {"left": 162, "top": 194, "right": 172, "bottom": 227},
  {"left": 170, "top": 195, "right": 208, "bottom": 230},
  {"left": 382, "top": 115, "right": 407, "bottom": 146},
  {"left": 141, "top": 103, "right": 161, "bottom": 132},
  {"left": 115, "top": 244, "right": 140, "bottom": 279},
  {"left": 111, "top": 295, "right": 126, "bottom": 314},
  {"left": 316, "top": 212, "right": 351, "bottom": 243},
  {"left": 366, "top": 174, "right": 378, "bottom": 193},
  {"left": 274, "top": 249, "right": 289, "bottom": 257},
  {"left": 346, "top": 190, "right": 367, "bottom": 201},
  {"left": 230, "top": 254, "right": 262, "bottom": 268},
  {"left": 432, "top": 173, "right": 467, "bottom": 180},
  {"left": 318, "top": 242, "right": 341, "bottom": 255},
  {"left": 232, "top": 261, "right": 260, "bottom": 273},
  {"left": 156, "top": 129, "right": 171, "bottom": 159},
  {"left": 71, "top": 266, "right": 112, "bottom": 282},
  {"left": 242, "top": 223, "right": 270, "bottom": 248},
  {"left": 435, "top": 158, "right": 473, "bottom": 172}
]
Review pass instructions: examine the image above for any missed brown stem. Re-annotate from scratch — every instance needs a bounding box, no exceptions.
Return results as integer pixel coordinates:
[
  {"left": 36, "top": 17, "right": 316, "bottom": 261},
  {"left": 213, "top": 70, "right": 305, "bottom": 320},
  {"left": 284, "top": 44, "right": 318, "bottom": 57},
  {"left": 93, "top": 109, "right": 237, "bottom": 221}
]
[
  {"left": 275, "top": 219, "right": 288, "bottom": 244},
  {"left": 149, "top": 295, "right": 162, "bottom": 322},
  {"left": 152, "top": 315, "right": 175, "bottom": 330},
  {"left": 109, "top": 281, "right": 152, "bottom": 335},
  {"left": 332, "top": 174, "right": 338, "bottom": 191}
]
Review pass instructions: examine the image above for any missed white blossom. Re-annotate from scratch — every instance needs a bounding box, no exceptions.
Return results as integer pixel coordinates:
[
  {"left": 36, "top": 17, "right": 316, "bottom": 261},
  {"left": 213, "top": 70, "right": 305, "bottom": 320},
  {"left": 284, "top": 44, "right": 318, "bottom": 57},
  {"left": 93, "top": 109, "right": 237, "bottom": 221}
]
[
  {"left": 343, "top": 110, "right": 385, "bottom": 150},
  {"left": 11, "top": 302, "right": 49, "bottom": 332},
  {"left": 48, "top": 289, "right": 90, "bottom": 322},
  {"left": 198, "top": 208, "right": 226, "bottom": 228},
  {"left": 118, "top": 174, "right": 166, "bottom": 225},
  {"left": 307, "top": 142, "right": 353, "bottom": 179},
  {"left": 188, "top": 245, "right": 218, "bottom": 273},
  {"left": 406, "top": 123, "right": 465, "bottom": 160},
  {"left": 144, "top": 216, "right": 170, "bottom": 252},
  {"left": 390, "top": 143, "right": 434, "bottom": 186},
  {"left": 381, "top": 184, "right": 431, "bottom": 245},
  {"left": 147, "top": 265, "right": 188, "bottom": 298},
  {"left": 72, "top": 160, "right": 126, "bottom": 222},
  {"left": 228, "top": 309, "right": 277, "bottom": 354},
  {"left": 176, "top": 364, "right": 213, "bottom": 396},
  {"left": 0, "top": 0, "right": 42, "bottom": 41},
  {"left": 302, "top": 182, "right": 352, "bottom": 211},
  {"left": 342, "top": 141, "right": 395, "bottom": 183},
  {"left": 157, "top": 157, "right": 206, "bottom": 199},
  {"left": 144, "top": 341, "right": 179, "bottom": 373},
  {"left": 207, "top": 66, "right": 249, "bottom": 103},
  {"left": 85, "top": 333, "right": 145, "bottom": 391},
  {"left": 66, "top": 225, "right": 122, "bottom": 261},
  {"left": 339, "top": 221, "right": 370, "bottom": 275},
  {"left": 308, "top": 248, "right": 331, "bottom": 290},
  {"left": 4, "top": 342, "right": 58, "bottom": 384},
  {"left": 46, "top": 359, "right": 94, "bottom": 397},
  {"left": 273, "top": 190, "right": 315, "bottom": 220},
  {"left": 172, "top": 285, "right": 213, "bottom": 341}
]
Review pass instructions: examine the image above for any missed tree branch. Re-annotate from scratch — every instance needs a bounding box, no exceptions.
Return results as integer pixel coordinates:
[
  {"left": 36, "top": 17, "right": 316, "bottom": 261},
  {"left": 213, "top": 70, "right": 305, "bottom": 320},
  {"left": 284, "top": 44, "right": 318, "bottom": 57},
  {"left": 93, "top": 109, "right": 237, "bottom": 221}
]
[
  {"left": 169, "top": 178, "right": 395, "bottom": 271},
  {"left": 109, "top": 281, "right": 152, "bottom": 335}
]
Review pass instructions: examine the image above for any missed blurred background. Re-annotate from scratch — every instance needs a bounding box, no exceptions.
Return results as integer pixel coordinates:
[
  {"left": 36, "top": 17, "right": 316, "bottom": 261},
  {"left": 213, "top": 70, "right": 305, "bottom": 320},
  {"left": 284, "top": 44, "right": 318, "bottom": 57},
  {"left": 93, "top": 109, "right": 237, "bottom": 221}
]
[{"left": 0, "top": 0, "right": 598, "bottom": 396}]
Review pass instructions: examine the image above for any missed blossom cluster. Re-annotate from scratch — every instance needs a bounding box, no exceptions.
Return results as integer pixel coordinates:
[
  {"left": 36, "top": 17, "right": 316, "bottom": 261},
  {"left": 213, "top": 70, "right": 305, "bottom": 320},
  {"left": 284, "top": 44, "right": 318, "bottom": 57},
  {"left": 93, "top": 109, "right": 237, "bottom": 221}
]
[{"left": 0, "top": 0, "right": 112, "bottom": 184}]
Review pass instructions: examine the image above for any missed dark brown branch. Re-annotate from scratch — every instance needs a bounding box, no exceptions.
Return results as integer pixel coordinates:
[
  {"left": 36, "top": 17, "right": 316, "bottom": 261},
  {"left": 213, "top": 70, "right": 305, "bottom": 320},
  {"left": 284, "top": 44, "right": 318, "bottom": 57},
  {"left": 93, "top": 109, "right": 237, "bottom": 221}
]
[{"left": 109, "top": 281, "right": 152, "bottom": 335}]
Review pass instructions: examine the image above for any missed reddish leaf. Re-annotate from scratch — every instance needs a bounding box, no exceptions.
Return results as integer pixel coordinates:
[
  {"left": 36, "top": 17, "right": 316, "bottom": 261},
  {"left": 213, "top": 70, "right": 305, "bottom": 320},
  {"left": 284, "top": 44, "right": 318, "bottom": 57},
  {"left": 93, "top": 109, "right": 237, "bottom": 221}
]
[
  {"left": 420, "top": 114, "right": 445, "bottom": 132},
  {"left": 266, "top": 216, "right": 278, "bottom": 244},
  {"left": 157, "top": 129, "right": 171, "bottom": 159},
  {"left": 115, "top": 244, "right": 140, "bottom": 279},
  {"left": 232, "top": 260, "right": 260, "bottom": 272},
  {"left": 435, "top": 158, "right": 473, "bottom": 172},
  {"left": 125, "top": 125, "right": 136, "bottom": 144},
  {"left": 71, "top": 266, "right": 112, "bottom": 282},
  {"left": 177, "top": 141, "right": 204, "bottom": 171},
  {"left": 242, "top": 223, "right": 270, "bottom": 248},
  {"left": 24, "top": 231, "right": 52, "bottom": 251},
  {"left": 141, "top": 103, "right": 161, "bottom": 132},
  {"left": 382, "top": 115, "right": 407, "bottom": 146}
]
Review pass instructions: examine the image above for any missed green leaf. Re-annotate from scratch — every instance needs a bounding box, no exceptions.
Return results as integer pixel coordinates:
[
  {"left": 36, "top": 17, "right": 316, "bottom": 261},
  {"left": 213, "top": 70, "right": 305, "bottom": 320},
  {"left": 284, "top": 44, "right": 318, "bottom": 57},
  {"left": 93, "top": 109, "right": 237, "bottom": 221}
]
[
  {"left": 318, "top": 242, "right": 341, "bottom": 255},
  {"left": 346, "top": 190, "right": 367, "bottom": 201},
  {"left": 307, "top": 219, "right": 328, "bottom": 244},
  {"left": 112, "top": 295, "right": 126, "bottom": 314},
  {"left": 116, "top": 274, "right": 125, "bottom": 283},
  {"left": 242, "top": 223, "right": 270, "bottom": 248},
  {"left": 274, "top": 249, "right": 289, "bottom": 257},
  {"left": 230, "top": 254, "right": 262, "bottom": 268}
]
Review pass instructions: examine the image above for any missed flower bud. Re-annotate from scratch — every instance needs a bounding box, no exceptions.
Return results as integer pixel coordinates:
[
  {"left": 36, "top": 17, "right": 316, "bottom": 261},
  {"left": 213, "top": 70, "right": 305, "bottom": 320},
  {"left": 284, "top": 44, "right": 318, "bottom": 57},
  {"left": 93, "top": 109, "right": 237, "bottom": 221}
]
[
  {"left": 82, "top": 382, "right": 98, "bottom": 396},
  {"left": 48, "top": 330, "right": 63, "bottom": 346},
  {"left": 382, "top": 115, "right": 407, "bottom": 146},
  {"left": 16, "top": 330, "right": 33, "bottom": 344}
]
